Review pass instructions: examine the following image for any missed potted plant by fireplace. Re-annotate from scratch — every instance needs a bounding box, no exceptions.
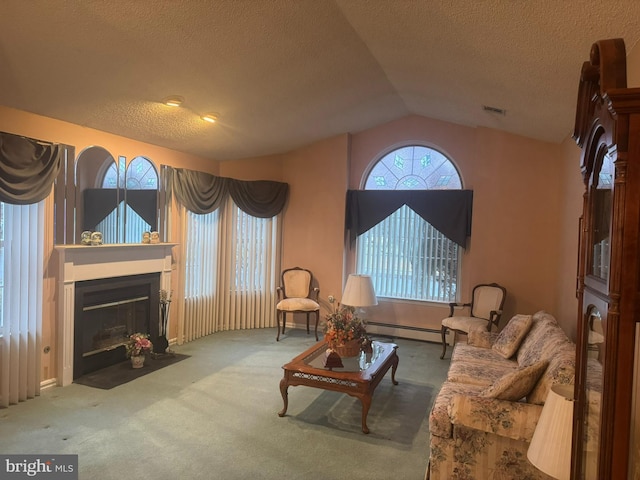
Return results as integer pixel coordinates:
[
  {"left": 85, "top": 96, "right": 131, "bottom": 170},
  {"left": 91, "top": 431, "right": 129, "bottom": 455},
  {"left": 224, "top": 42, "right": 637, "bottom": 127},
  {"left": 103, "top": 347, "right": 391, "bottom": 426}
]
[{"left": 125, "top": 333, "right": 153, "bottom": 369}]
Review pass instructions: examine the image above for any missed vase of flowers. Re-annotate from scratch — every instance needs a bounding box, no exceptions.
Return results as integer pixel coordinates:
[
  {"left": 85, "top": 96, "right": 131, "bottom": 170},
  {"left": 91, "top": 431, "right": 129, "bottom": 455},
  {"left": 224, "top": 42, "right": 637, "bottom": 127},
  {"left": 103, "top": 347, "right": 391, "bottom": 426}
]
[
  {"left": 125, "top": 333, "right": 153, "bottom": 368},
  {"left": 324, "top": 305, "right": 368, "bottom": 357}
]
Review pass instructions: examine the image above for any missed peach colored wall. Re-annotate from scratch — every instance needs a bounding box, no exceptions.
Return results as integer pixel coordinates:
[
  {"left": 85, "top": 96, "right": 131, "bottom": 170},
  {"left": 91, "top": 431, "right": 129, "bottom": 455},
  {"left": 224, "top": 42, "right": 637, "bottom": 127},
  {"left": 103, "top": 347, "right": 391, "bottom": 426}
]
[
  {"left": 220, "top": 153, "right": 284, "bottom": 181},
  {"left": 0, "top": 106, "right": 219, "bottom": 384},
  {"left": 556, "top": 137, "right": 583, "bottom": 340},
  {"left": 221, "top": 135, "right": 350, "bottom": 322},
  {"left": 0, "top": 106, "right": 586, "bottom": 380},
  {"left": 349, "top": 115, "right": 566, "bottom": 331}
]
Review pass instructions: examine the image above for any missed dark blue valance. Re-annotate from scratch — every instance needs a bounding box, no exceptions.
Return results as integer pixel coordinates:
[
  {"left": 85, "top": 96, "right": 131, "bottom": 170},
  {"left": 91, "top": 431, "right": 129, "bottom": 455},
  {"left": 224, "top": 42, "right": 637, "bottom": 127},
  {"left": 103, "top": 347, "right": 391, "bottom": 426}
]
[{"left": 345, "top": 190, "right": 473, "bottom": 248}]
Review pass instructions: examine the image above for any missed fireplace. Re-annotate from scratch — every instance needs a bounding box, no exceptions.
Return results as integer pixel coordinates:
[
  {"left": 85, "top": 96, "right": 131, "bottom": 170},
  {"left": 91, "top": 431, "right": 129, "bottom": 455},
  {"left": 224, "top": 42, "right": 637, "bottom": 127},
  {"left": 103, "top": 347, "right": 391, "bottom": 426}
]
[
  {"left": 73, "top": 273, "right": 160, "bottom": 378},
  {"left": 56, "top": 243, "right": 176, "bottom": 386}
]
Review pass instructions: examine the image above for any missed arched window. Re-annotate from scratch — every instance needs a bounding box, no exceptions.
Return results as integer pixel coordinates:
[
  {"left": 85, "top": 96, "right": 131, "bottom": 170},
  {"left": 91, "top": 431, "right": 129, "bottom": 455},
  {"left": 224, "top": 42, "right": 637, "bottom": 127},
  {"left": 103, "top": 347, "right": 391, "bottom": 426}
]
[
  {"left": 98, "top": 156, "right": 158, "bottom": 243},
  {"left": 357, "top": 145, "right": 462, "bottom": 302}
]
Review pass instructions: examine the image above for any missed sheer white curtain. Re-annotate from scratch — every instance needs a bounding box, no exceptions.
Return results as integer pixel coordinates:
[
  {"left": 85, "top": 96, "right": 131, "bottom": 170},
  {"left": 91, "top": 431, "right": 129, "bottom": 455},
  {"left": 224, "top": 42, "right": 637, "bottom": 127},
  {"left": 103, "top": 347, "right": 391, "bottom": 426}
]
[
  {"left": 0, "top": 201, "right": 44, "bottom": 407},
  {"left": 178, "top": 197, "right": 280, "bottom": 343}
]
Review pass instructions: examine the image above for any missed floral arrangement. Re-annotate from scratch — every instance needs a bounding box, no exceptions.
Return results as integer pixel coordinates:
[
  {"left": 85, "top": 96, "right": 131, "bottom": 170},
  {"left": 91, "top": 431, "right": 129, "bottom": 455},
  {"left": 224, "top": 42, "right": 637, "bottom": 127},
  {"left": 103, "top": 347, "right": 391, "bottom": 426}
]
[
  {"left": 324, "top": 305, "right": 368, "bottom": 349},
  {"left": 125, "top": 333, "right": 153, "bottom": 358}
]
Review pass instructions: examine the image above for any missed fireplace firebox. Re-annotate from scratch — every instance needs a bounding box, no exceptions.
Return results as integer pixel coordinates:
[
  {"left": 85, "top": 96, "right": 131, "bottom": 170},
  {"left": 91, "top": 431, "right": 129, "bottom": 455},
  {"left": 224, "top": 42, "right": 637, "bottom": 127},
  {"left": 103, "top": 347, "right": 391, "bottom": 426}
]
[{"left": 73, "top": 273, "right": 160, "bottom": 378}]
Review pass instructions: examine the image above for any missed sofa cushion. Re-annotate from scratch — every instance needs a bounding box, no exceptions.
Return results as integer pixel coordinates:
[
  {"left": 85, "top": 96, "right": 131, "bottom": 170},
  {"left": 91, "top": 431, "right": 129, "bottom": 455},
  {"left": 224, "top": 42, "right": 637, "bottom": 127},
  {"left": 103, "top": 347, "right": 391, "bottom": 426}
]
[
  {"left": 527, "top": 345, "right": 576, "bottom": 404},
  {"left": 480, "top": 360, "right": 549, "bottom": 401},
  {"left": 516, "top": 311, "right": 569, "bottom": 367},
  {"left": 447, "top": 342, "right": 517, "bottom": 386},
  {"left": 492, "top": 314, "right": 533, "bottom": 359},
  {"left": 451, "top": 342, "right": 515, "bottom": 366}
]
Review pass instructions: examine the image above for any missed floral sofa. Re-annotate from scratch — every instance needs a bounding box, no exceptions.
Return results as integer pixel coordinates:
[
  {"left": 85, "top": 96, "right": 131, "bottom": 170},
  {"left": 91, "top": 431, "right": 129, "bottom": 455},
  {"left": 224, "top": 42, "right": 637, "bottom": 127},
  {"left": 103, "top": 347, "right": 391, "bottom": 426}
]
[{"left": 427, "top": 310, "right": 576, "bottom": 480}]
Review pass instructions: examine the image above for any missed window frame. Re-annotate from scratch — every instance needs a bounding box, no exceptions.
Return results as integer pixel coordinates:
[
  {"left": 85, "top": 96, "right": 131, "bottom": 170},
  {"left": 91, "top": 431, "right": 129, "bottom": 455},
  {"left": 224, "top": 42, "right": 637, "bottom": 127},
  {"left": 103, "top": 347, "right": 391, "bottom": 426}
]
[{"left": 355, "top": 143, "right": 463, "bottom": 304}]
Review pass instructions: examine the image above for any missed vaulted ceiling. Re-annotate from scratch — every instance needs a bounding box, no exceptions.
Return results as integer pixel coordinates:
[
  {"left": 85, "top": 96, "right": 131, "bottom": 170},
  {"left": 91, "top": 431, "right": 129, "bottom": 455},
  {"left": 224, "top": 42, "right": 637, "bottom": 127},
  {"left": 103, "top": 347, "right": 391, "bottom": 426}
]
[{"left": 1, "top": 1, "right": 639, "bottom": 161}]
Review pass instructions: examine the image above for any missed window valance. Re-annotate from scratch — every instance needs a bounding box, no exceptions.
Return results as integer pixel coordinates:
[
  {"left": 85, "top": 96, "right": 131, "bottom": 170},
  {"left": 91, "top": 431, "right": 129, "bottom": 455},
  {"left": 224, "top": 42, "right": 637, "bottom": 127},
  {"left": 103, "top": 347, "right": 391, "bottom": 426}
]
[
  {"left": 82, "top": 189, "right": 158, "bottom": 231},
  {"left": 170, "top": 167, "right": 288, "bottom": 218},
  {"left": 0, "top": 131, "right": 61, "bottom": 205},
  {"left": 345, "top": 190, "right": 473, "bottom": 248}
]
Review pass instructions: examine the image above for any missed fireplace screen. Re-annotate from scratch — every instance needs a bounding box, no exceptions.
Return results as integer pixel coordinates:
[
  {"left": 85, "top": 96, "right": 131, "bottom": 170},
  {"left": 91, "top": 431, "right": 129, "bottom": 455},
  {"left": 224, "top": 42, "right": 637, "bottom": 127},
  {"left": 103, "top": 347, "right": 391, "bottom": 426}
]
[
  {"left": 74, "top": 273, "right": 160, "bottom": 378},
  {"left": 82, "top": 296, "right": 149, "bottom": 356}
]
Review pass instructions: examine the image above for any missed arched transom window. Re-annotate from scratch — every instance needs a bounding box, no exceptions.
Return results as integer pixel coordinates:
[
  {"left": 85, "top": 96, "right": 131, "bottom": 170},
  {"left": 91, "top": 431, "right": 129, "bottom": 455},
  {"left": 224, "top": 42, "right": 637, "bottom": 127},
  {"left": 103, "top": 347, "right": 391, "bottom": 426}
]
[{"left": 357, "top": 145, "right": 462, "bottom": 302}]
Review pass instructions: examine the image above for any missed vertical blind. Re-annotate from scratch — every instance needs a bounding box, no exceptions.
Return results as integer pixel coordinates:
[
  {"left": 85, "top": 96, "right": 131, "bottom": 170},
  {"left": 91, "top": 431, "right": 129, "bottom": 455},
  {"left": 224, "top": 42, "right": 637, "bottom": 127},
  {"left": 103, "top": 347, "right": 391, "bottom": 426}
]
[
  {"left": 0, "top": 131, "right": 60, "bottom": 408},
  {"left": 0, "top": 202, "right": 44, "bottom": 407},
  {"left": 179, "top": 199, "right": 280, "bottom": 343},
  {"left": 356, "top": 205, "right": 458, "bottom": 302}
]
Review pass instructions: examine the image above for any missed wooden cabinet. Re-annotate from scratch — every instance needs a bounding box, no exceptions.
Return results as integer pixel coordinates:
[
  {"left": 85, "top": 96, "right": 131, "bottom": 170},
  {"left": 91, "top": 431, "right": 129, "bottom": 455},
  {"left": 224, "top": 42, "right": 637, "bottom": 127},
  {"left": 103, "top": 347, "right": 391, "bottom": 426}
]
[{"left": 572, "top": 38, "right": 640, "bottom": 479}]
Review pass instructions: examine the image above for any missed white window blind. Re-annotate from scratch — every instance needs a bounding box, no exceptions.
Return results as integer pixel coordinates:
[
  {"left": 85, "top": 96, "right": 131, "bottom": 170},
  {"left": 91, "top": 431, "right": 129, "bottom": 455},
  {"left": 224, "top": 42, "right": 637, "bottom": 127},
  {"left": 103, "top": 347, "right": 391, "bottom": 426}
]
[
  {"left": 0, "top": 201, "right": 44, "bottom": 407},
  {"left": 181, "top": 199, "right": 279, "bottom": 342}
]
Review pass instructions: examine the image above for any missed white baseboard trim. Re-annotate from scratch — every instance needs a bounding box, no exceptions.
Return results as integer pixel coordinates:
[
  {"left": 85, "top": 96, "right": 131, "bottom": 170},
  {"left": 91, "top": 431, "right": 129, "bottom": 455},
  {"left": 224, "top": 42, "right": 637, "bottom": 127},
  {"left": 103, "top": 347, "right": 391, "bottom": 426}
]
[{"left": 41, "top": 378, "right": 58, "bottom": 390}]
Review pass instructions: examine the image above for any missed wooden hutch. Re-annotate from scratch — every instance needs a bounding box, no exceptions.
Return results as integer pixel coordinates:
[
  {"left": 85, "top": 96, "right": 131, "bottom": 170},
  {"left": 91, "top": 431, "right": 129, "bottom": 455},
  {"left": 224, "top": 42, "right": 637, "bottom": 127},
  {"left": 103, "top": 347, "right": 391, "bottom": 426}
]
[{"left": 572, "top": 38, "right": 640, "bottom": 479}]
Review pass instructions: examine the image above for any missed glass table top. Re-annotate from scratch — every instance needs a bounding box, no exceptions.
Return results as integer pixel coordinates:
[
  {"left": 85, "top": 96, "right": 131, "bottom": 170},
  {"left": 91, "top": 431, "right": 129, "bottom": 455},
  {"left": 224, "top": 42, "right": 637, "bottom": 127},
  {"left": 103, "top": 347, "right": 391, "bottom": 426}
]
[{"left": 304, "top": 341, "right": 388, "bottom": 372}]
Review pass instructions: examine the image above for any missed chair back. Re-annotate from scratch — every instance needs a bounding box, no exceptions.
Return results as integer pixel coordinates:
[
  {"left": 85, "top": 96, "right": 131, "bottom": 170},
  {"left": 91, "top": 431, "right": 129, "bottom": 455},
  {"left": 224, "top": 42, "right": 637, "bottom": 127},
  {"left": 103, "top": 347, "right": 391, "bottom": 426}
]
[
  {"left": 470, "top": 283, "right": 506, "bottom": 320},
  {"left": 282, "top": 268, "right": 312, "bottom": 298}
]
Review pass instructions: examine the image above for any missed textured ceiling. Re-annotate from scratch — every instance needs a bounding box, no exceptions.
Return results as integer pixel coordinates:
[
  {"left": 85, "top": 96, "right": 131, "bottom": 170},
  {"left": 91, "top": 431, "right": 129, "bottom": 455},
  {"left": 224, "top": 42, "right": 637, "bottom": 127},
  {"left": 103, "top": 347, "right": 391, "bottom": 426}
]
[{"left": 1, "top": 0, "right": 639, "bottom": 161}]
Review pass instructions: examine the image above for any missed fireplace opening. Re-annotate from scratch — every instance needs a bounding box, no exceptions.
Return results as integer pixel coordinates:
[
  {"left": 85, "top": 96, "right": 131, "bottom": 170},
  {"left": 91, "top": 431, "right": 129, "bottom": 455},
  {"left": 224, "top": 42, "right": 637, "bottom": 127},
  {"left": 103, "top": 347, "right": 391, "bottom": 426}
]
[{"left": 74, "top": 273, "right": 160, "bottom": 378}]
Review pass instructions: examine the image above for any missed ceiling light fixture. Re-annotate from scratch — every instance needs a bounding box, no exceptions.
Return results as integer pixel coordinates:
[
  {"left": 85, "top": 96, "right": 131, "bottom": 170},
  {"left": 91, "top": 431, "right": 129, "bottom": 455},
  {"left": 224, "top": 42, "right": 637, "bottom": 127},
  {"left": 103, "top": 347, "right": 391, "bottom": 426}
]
[
  {"left": 201, "top": 113, "right": 218, "bottom": 124},
  {"left": 163, "top": 96, "right": 184, "bottom": 107}
]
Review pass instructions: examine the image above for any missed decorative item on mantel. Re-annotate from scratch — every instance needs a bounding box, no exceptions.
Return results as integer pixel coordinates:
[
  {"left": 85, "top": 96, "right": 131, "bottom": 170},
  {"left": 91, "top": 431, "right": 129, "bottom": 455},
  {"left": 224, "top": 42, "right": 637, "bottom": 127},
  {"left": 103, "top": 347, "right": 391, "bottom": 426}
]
[
  {"left": 155, "top": 289, "right": 173, "bottom": 355},
  {"left": 90, "top": 231, "right": 103, "bottom": 245},
  {"left": 125, "top": 333, "right": 153, "bottom": 369},
  {"left": 81, "top": 230, "right": 92, "bottom": 245}
]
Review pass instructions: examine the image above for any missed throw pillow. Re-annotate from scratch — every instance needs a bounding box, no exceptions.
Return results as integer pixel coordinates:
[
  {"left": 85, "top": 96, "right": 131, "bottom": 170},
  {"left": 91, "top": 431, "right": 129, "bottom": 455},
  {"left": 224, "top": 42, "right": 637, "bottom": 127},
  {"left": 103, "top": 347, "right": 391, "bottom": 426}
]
[
  {"left": 480, "top": 360, "right": 549, "bottom": 401},
  {"left": 492, "top": 314, "right": 533, "bottom": 359}
]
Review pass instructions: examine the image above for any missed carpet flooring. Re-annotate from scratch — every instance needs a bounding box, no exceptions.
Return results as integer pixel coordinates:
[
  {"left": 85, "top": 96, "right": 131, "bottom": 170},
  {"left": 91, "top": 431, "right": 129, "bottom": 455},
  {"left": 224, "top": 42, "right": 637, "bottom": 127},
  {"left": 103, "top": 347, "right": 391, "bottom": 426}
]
[
  {"left": 0, "top": 328, "right": 450, "bottom": 480},
  {"left": 73, "top": 353, "right": 191, "bottom": 389}
]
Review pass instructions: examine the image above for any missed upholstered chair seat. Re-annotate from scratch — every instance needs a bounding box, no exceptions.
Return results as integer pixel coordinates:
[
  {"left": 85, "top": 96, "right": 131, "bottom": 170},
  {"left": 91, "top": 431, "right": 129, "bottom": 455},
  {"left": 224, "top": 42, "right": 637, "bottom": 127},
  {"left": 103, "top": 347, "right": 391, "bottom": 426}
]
[
  {"left": 276, "top": 297, "right": 320, "bottom": 312},
  {"left": 276, "top": 267, "right": 320, "bottom": 341},
  {"left": 441, "top": 316, "right": 491, "bottom": 334}
]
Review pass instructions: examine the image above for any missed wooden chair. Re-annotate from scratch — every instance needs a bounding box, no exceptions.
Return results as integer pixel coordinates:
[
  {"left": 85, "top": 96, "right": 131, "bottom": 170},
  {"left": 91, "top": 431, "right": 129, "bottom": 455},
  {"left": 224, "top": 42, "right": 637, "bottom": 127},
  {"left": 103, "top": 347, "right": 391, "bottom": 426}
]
[
  {"left": 276, "top": 267, "right": 320, "bottom": 341},
  {"left": 440, "top": 283, "right": 506, "bottom": 359}
]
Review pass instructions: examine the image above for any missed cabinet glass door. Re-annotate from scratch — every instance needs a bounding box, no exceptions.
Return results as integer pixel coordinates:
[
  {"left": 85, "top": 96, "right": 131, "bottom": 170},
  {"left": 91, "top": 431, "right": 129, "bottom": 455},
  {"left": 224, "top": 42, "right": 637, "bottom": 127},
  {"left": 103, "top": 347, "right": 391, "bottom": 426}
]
[
  {"left": 589, "top": 151, "right": 613, "bottom": 281},
  {"left": 580, "top": 303, "right": 604, "bottom": 479}
]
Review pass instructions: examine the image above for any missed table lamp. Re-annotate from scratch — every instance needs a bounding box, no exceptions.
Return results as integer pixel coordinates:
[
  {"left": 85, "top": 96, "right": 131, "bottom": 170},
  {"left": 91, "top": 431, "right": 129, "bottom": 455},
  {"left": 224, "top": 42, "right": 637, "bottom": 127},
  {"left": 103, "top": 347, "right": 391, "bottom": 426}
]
[
  {"left": 341, "top": 274, "right": 378, "bottom": 318},
  {"left": 527, "top": 384, "right": 575, "bottom": 480}
]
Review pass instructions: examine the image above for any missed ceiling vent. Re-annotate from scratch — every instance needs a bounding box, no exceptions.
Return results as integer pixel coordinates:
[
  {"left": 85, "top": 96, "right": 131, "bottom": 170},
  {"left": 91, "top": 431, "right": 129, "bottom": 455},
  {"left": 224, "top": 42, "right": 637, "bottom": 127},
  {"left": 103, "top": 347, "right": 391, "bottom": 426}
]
[{"left": 482, "top": 105, "right": 507, "bottom": 115}]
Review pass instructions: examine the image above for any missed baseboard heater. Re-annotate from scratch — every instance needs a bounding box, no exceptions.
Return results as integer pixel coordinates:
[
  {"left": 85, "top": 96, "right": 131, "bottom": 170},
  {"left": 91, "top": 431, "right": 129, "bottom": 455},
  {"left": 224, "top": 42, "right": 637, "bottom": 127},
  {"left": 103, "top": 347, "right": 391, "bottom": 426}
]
[{"left": 366, "top": 321, "right": 452, "bottom": 345}]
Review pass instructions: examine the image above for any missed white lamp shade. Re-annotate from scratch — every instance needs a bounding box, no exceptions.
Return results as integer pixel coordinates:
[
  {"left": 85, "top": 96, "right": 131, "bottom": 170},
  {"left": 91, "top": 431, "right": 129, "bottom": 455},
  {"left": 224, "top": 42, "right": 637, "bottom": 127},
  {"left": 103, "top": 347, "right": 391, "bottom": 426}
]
[
  {"left": 341, "top": 274, "right": 378, "bottom": 307},
  {"left": 527, "top": 384, "right": 575, "bottom": 480}
]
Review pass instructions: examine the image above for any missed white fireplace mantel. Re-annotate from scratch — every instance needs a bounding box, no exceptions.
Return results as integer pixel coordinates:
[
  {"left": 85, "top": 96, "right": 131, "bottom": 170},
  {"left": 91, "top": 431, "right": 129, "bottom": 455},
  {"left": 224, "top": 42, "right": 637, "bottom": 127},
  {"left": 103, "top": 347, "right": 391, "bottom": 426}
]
[{"left": 55, "top": 243, "right": 176, "bottom": 386}]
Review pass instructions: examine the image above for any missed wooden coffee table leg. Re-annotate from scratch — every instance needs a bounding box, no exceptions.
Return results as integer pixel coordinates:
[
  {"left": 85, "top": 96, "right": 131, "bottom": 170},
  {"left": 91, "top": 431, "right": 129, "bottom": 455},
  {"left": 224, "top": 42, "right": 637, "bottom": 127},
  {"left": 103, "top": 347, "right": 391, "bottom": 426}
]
[
  {"left": 359, "top": 395, "right": 371, "bottom": 434},
  {"left": 391, "top": 353, "right": 399, "bottom": 385},
  {"left": 278, "top": 377, "right": 289, "bottom": 417}
]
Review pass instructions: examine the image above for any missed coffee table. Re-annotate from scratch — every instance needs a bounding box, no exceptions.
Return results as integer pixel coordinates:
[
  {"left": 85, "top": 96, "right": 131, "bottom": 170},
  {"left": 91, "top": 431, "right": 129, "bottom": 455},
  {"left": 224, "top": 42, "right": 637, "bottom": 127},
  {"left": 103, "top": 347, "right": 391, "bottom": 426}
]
[{"left": 278, "top": 340, "right": 399, "bottom": 433}]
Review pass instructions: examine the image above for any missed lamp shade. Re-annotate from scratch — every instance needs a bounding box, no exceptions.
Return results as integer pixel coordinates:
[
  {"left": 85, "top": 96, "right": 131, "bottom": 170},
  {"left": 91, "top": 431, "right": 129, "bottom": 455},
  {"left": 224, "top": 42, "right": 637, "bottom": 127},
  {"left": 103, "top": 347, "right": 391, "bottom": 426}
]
[
  {"left": 527, "top": 384, "right": 575, "bottom": 480},
  {"left": 341, "top": 274, "right": 378, "bottom": 307}
]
